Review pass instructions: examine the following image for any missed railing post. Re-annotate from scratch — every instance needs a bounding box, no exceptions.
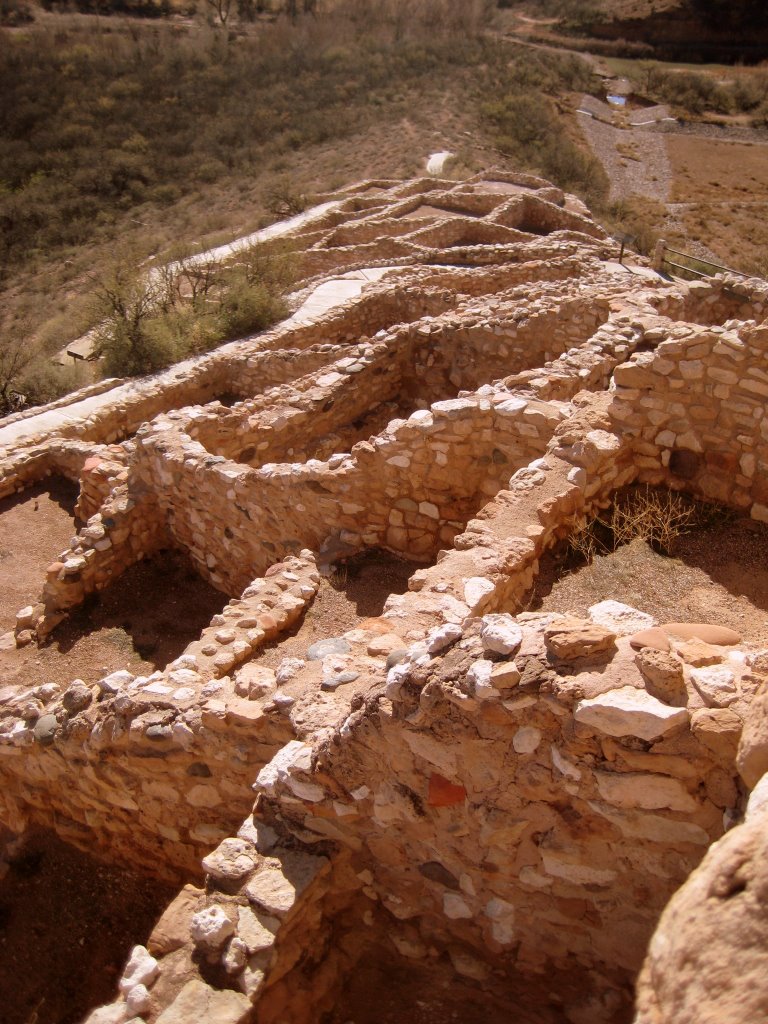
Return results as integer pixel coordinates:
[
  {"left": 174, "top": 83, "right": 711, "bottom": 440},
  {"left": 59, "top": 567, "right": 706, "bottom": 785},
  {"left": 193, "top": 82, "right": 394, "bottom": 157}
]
[{"left": 652, "top": 238, "right": 666, "bottom": 272}]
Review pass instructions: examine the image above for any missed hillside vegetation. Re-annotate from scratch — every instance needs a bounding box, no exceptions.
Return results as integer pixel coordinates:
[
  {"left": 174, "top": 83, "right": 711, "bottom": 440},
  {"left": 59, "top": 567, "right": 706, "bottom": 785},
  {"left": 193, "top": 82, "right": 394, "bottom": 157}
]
[{"left": 0, "top": 0, "right": 608, "bottom": 407}]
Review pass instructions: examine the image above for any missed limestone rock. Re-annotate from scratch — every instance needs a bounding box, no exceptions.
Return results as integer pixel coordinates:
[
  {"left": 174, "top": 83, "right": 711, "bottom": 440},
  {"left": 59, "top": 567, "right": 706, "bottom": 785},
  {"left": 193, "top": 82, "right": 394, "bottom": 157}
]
[
  {"left": 635, "top": 811, "right": 768, "bottom": 1024},
  {"left": 675, "top": 639, "right": 724, "bottom": 668},
  {"left": 544, "top": 617, "right": 616, "bottom": 662},
  {"left": 737, "top": 688, "right": 768, "bottom": 787},
  {"left": 125, "top": 984, "right": 151, "bottom": 1017},
  {"left": 689, "top": 665, "right": 737, "bottom": 708},
  {"left": 82, "top": 1006, "right": 126, "bottom": 1024},
  {"left": 118, "top": 946, "right": 158, "bottom": 995},
  {"left": 190, "top": 905, "right": 235, "bottom": 949},
  {"left": 245, "top": 851, "right": 328, "bottom": 919},
  {"left": 61, "top": 679, "right": 93, "bottom": 714},
  {"left": 693, "top": 707, "right": 742, "bottom": 764},
  {"left": 480, "top": 614, "right": 523, "bottom": 656},
  {"left": 236, "top": 905, "right": 278, "bottom": 954},
  {"left": 234, "top": 664, "right": 276, "bottom": 700},
  {"left": 588, "top": 600, "right": 656, "bottom": 636},
  {"left": 594, "top": 771, "right": 697, "bottom": 813},
  {"left": 635, "top": 647, "right": 687, "bottom": 707},
  {"left": 574, "top": 686, "right": 689, "bottom": 741},
  {"left": 148, "top": 884, "right": 204, "bottom": 957},
  {"left": 155, "top": 980, "right": 251, "bottom": 1024},
  {"left": 202, "top": 838, "right": 258, "bottom": 890},
  {"left": 306, "top": 637, "right": 350, "bottom": 661}
]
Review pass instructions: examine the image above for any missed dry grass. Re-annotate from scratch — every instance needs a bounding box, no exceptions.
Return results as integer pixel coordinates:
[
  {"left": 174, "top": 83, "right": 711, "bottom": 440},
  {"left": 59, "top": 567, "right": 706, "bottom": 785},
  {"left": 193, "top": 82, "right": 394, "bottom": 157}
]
[{"left": 666, "top": 133, "right": 768, "bottom": 269}]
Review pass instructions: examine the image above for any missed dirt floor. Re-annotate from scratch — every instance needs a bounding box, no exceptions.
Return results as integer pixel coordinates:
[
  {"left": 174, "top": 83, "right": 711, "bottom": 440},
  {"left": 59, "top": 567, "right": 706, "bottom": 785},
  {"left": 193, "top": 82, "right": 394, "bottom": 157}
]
[
  {"left": 0, "top": 549, "right": 229, "bottom": 692},
  {"left": 326, "top": 945, "right": 623, "bottom": 1024},
  {"left": 0, "top": 827, "right": 176, "bottom": 1024},
  {"left": 255, "top": 549, "right": 418, "bottom": 669},
  {"left": 529, "top": 515, "right": 768, "bottom": 647},
  {"left": 0, "top": 477, "right": 82, "bottom": 634}
]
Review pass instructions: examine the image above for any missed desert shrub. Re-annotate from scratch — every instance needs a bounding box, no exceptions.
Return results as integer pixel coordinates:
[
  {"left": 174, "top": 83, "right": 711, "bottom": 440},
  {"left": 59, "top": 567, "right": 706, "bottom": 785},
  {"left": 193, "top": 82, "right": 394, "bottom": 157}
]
[
  {"left": 482, "top": 83, "right": 609, "bottom": 206},
  {"left": 569, "top": 487, "right": 726, "bottom": 564},
  {"left": 91, "top": 242, "right": 293, "bottom": 377},
  {"left": 0, "top": 0, "right": 33, "bottom": 24},
  {"left": 606, "top": 196, "right": 664, "bottom": 257}
]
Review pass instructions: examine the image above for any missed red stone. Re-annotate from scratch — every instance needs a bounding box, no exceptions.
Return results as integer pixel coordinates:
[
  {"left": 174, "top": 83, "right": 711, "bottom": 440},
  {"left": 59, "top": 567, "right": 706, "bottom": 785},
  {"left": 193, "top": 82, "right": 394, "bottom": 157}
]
[
  {"left": 428, "top": 773, "right": 467, "bottom": 807},
  {"left": 82, "top": 456, "right": 102, "bottom": 474},
  {"left": 265, "top": 563, "right": 286, "bottom": 577}
]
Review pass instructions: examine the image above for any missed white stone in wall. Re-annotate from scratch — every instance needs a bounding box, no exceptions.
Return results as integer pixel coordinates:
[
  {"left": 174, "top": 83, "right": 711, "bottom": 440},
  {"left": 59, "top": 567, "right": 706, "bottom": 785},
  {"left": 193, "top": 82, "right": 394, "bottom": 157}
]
[
  {"left": 513, "top": 727, "right": 542, "bottom": 754},
  {"left": 426, "top": 623, "right": 463, "bottom": 654},
  {"left": 463, "top": 577, "right": 494, "bottom": 612},
  {"left": 467, "top": 659, "right": 497, "bottom": 700},
  {"left": 551, "top": 745, "right": 582, "bottom": 781},
  {"left": 155, "top": 980, "right": 251, "bottom": 1024},
  {"left": 190, "top": 906, "right": 235, "bottom": 949},
  {"left": 256, "top": 741, "right": 313, "bottom": 797},
  {"left": 118, "top": 946, "right": 158, "bottom": 995},
  {"left": 480, "top": 614, "right": 523, "bottom": 656},
  {"left": 574, "top": 686, "right": 688, "bottom": 741},
  {"left": 689, "top": 665, "right": 737, "bottom": 708},
  {"left": 125, "top": 984, "right": 151, "bottom": 1017},
  {"left": 443, "top": 893, "right": 473, "bottom": 919},
  {"left": 594, "top": 772, "right": 698, "bottom": 813},
  {"left": 588, "top": 600, "right": 656, "bottom": 636},
  {"left": 97, "top": 669, "right": 133, "bottom": 695},
  {"left": 541, "top": 851, "right": 617, "bottom": 886}
]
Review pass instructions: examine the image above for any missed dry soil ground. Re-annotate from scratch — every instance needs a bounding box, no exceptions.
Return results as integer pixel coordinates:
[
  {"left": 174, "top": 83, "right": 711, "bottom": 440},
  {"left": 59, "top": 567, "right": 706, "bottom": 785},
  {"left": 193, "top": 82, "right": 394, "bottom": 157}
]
[
  {"left": 254, "top": 549, "right": 418, "bottom": 670},
  {"left": 327, "top": 945, "right": 613, "bottom": 1024},
  {"left": 0, "top": 827, "right": 176, "bottom": 1024},
  {"left": 530, "top": 516, "right": 768, "bottom": 647},
  {"left": 0, "top": 480, "right": 230, "bottom": 692}
]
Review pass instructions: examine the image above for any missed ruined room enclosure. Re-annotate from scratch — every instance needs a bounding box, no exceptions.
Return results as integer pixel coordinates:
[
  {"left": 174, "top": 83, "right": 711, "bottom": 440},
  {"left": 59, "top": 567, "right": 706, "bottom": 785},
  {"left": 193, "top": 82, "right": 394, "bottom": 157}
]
[
  {"left": 1, "top": 169, "right": 766, "bottom": 1024},
  {"left": 249, "top": 548, "right": 419, "bottom": 673},
  {"left": 527, "top": 486, "right": 768, "bottom": 647},
  {"left": 0, "top": 476, "right": 82, "bottom": 632},
  {"left": 0, "top": 547, "right": 230, "bottom": 691},
  {"left": 182, "top": 291, "right": 613, "bottom": 474},
  {"left": 0, "top": 827, "right": 177, "bottom": 1024}
]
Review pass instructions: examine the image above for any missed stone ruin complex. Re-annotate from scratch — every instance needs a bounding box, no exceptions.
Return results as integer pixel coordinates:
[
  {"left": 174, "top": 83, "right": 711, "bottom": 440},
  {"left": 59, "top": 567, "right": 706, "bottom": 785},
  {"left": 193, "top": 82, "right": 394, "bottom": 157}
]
[{"left": 1, "top": 169, "right": 768, "bottom": 1024}]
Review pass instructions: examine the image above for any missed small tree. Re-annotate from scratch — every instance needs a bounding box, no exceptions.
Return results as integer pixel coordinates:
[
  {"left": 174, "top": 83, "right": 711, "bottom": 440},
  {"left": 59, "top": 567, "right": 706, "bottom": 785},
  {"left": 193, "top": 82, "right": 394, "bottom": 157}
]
[
  {"left": 0, "top": 321, "right": 38, "bottom": 414},
  {"left": 205, "top": 0, "right": 232, "bottom": 24},
  {"left": 91, "top": 259, "right": 176, "bottom": 378}
]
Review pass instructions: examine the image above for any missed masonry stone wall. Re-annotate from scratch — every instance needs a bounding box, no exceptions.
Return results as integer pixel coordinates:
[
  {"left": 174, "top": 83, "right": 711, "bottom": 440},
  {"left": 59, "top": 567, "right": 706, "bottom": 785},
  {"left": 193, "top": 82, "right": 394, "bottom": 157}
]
[
  {"left": 610, "top": 317, "right": 768, "bottom": 519},
  {"left": 1, "top": 169, "right": 767, "bottom": 1024}
]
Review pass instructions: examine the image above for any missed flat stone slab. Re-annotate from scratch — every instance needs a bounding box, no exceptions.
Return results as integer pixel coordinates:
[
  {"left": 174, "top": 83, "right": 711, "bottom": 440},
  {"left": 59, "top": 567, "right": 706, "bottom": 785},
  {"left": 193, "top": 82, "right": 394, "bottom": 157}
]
[
  {"left": 575, "top": 685, "right": 689, "bottom": 741},
  {"left": 155, "top": 980, "right": 251, "bottom": 1024}
]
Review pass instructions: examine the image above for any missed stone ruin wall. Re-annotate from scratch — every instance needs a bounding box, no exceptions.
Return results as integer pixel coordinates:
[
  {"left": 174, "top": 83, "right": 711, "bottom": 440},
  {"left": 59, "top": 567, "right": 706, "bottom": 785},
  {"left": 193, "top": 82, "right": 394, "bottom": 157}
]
[{"left": 0, "top": 169, "right": 767, "bottom": 1024}]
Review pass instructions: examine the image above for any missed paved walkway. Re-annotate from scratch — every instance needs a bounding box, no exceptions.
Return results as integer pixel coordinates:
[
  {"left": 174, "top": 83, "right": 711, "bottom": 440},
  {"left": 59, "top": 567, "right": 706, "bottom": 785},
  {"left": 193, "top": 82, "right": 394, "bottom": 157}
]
[{"left": 0, "top": 266, "right": 406, "bottom": 452}]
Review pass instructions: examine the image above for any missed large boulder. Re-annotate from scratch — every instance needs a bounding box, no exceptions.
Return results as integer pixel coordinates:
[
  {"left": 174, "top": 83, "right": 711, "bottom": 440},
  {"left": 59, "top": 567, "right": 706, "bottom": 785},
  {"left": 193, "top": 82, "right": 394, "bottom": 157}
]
[{"left": 635, "top": 811, "right": 768, "bottom": 1024}]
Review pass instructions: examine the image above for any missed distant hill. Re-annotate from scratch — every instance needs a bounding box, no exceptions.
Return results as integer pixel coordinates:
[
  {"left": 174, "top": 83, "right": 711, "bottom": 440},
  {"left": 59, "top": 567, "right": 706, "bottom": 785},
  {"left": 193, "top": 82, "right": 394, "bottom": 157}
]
[{"left": 557, "top": 0, "right": 768, "bottom": 63}]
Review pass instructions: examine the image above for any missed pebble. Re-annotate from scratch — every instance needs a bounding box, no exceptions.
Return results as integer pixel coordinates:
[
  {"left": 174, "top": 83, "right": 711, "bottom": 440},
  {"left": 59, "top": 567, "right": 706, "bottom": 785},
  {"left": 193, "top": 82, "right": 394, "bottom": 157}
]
[{"left": 306, "top": 638, "right": 351, "bottom": 661}]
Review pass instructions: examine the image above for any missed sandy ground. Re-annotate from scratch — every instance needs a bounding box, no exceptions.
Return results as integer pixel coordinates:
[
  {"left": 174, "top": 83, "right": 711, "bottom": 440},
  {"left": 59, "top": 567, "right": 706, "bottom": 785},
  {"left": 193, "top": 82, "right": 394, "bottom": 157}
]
[
  {"left": 0, "top": 827, "right": 176, "bottom": 1024},
  {"left": 327, "top": 945, "right": 608, "bottom": 1024},
  {"left": 0, "top": 548, "right": 229, "bottom": 692},
  {"left": 0, "top": 478, "right": 82, "bottom": 634},
  {"left": 530, "top": 514, "right": 768, "bottom": 647}
]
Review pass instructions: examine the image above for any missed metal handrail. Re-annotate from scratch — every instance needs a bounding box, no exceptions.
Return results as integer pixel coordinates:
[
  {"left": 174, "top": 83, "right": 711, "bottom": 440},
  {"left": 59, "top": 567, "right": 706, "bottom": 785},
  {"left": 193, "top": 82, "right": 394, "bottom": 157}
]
[{"left": 661, "top": 247, "right": 751, "bottom": 279}]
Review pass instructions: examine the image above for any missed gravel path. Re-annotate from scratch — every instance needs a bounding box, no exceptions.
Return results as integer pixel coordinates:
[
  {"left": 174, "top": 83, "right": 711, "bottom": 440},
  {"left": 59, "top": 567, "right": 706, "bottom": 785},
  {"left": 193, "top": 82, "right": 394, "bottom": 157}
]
[{"left": 577, "top": 95, "right": 673, "bottom": 202}]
